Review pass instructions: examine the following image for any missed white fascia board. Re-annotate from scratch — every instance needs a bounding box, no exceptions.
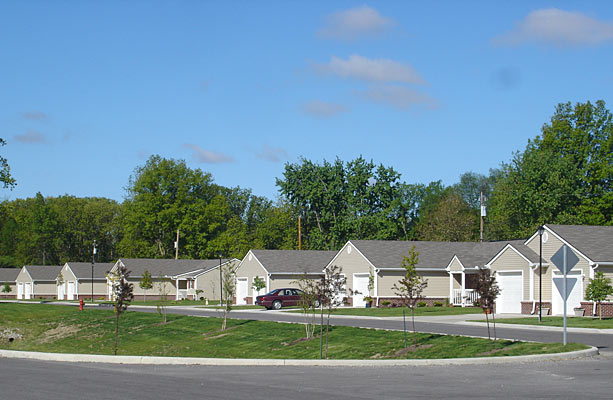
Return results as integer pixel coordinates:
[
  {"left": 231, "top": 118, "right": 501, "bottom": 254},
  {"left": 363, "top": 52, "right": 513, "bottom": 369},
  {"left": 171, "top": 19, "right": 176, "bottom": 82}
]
[
  {"left": 269, "top": 272, "right": 323, "bottom": 276},
  {"left": 486, "top": 243, "right": 534, "bottom": 267},
  {"left": 445, "top": 255, "right": 464, "bottom": 272},
  {"left": 63, "top": 264, "right": 79, "bottom": 283},
  {"left": 22, "top": 267, "right": 34, "bottom": 282},
  {"left": 378, "top": 267, "right": 446, "bottom": 272},
  {"left": 593, "top": 261, "right": 613, "bottom": 266}
]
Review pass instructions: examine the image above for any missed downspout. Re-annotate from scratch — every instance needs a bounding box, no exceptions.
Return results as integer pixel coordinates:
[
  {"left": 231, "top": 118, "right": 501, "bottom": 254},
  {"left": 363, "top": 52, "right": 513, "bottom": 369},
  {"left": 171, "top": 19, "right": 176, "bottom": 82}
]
[
  {"left": 592, "top": 264, "right": 599, "bottom": 316},
  {"left": 530, "top": 265, "right": 537, "bottom": 314},
  {"left": 373, "top": 267, "right": 379, "bottom": 307}
]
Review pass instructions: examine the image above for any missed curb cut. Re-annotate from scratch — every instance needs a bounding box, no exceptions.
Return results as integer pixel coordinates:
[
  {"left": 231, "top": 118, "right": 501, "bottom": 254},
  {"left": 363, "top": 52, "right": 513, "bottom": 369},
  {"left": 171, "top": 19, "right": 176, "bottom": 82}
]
[{"left": 0, "top": 347, "right": 599, "bottom": 367}]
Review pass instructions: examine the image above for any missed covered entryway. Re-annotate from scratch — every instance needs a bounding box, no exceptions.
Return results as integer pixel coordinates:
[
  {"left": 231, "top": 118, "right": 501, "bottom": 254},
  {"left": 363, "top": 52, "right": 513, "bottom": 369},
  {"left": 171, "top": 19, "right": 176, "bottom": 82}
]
[
  {"left": 496, "top": 271, "right": 522, "bottom": 314},
  {"left": 353, "top": 273, "right": 370, "bottom": 307},
  {"left": 552, "top": 271, "right": 582, "bottom": 315},
  {"left": 236, "top": 277, "right": 248, "bottom": 305}
]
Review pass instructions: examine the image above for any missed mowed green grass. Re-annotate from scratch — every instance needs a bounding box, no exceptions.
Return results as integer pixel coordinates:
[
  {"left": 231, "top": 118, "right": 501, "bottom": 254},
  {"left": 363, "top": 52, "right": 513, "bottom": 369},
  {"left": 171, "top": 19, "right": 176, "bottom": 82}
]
[
  {"left": 488, "top": 316, "right": 613, "bottom": 329},
  {"left": 0, "top": 304, "right": 586, "bottom": 359},
  {"left": 288, "top": 306, "right": 484, "bottom": 317}
]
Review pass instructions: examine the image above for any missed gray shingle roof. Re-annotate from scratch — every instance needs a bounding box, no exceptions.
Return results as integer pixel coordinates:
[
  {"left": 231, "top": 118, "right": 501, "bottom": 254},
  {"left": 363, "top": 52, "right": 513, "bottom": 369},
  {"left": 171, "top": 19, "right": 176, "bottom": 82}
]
[
  {"left": 547, "top": 224, "right": 613, "bottom": 262},
  {"left": 24, "top": 265, "right": 63, "bottom": 281},
  {"left": 0, "top": 267, "right": 20, "bottom": 282},
  {"left": 349, "top": 240, "right": 536, "bottom": 270},
  {"left": 250, "top": 250, "right": 337, "bottom": 274},
  {"left": 65, "top": 262, "right": 114, "bottom": 280},
  {"left": 116, "top": 258, "right": 231, "bottom": 278}
]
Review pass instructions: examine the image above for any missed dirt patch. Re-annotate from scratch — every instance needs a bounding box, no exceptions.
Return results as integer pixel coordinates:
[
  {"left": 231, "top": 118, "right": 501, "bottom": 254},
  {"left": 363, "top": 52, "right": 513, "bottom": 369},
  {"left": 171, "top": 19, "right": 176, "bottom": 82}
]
[
  {"left": 393, "top": 344, "right": 434, "bottom": 357},
  {"left": 202, "top": 333, "right": 231, "bottom": 340},
  {"left": 36, "top": 324, "right": 81, "bottom": 344},
  {"left": 477, "top": 346, "right": 505, "bottom": 356},
  {"left": 281, "top": 336, "right": 318, "bottom": 346}
]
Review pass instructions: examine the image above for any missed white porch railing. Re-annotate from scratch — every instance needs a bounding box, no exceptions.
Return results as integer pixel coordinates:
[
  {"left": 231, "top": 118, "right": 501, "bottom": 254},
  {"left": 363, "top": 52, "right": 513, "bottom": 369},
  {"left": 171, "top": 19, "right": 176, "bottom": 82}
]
[
  {"left": 453, "top": 289, "right": 479, "bottom": 306},
  {"left": 177, "top": 289, "right": 188, "bottom": 300}
]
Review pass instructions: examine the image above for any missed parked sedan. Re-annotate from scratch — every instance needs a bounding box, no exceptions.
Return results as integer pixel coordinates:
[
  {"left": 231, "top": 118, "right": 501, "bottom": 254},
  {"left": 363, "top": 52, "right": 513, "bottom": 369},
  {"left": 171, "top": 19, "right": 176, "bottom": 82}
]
[{"left": 255, "top": 288, "right": 320, "bottom": 310}]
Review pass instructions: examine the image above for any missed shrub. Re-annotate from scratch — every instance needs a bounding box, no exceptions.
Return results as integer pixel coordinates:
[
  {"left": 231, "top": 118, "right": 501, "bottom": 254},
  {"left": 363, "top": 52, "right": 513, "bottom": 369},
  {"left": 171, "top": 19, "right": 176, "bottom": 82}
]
[
  {"left": 199, "top": 296, "right": 205, "bottom": 301},
  {"left": 382, "top": 300, "right": 391, "bottom": 307},
  {"left": 417, "top": 301, "right": 427, "bottom": 307},
  {"left": 434, "top": 301, "right": 443, "bottom": 307}
]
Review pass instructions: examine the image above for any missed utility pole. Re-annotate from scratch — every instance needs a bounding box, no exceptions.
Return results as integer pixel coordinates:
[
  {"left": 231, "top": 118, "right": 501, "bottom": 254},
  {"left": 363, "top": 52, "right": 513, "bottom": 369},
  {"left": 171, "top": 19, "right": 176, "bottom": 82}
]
[
  {"left": 298, "top": 216, "right": 301, "bottom": 250},
  {"left": 91, "top": 240, "right": 97, "bottom": 303},
  {"left": 174, "top": 229, "right": 179, "bottom": 260},
  {"left": 480, "top": 191, "right": 486, "bottom": 242}
]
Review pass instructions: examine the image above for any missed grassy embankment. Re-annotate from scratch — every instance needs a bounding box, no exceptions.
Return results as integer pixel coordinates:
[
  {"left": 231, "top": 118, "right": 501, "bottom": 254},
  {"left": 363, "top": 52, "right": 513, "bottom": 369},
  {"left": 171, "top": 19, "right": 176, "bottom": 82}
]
[
  {"left": 0, "top": 303, "right": 586, "bottom": 359},
  {"left": 289, "top": 306, "right": 484, "bottom": 317}
]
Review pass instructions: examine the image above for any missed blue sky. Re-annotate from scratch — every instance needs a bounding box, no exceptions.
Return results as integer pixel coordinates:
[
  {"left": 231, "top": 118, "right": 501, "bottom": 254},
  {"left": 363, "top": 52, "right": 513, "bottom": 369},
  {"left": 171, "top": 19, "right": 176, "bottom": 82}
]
[{"left": 1, "top": 1, "right": 612, "bottom": 203}]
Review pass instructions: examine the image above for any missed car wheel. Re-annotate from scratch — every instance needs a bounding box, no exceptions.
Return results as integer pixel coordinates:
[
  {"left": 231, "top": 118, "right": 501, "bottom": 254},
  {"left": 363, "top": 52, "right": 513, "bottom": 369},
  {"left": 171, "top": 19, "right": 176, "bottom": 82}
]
[
  {"left": 272, "top": 300, "right": 282, "bottom": 310},
  {"left": 313, "top": 299, "right": 321, "bottom": 308}
]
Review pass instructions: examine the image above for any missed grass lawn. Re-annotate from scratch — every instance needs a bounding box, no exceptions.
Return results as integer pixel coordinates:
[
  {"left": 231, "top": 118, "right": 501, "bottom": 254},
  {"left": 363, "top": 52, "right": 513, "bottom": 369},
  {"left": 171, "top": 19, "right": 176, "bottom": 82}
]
[
  {"left": 485, "top": 316, "right": 613, "bottom": 329},
  {"left": 128, "top": 299, "right": 221, "bottom": 306},
  {"left": 288, "top": 306, "right": 484, "bottom": 317},
  {"left": 0, "top": 303, "right": 586, "bottom": 359}
]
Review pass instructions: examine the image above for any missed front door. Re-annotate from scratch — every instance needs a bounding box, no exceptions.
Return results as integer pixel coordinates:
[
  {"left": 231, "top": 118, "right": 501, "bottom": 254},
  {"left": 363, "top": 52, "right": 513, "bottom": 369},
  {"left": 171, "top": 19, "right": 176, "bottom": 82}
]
[
  {"left": 57, "top": 283, "right": 65, "bottom": 300},
  {"left": 353, "top": 274, "right": 370, "bottom": 307},
  {"left": 236, "top": 278, "right": 248, "bottom": 305},
  {"left": 67, "top": 281, "right": 75, "bottom": 300},
  {"left": 17, "top": 283, "right": 23, "bottom": 299}
]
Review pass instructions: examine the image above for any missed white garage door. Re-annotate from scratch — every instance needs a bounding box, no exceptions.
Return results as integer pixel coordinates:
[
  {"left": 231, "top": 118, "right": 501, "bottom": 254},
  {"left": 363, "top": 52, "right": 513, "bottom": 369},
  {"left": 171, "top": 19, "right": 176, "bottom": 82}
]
[
  {"left": 236, "top": 278, "right": 248, "bottom": 305},
  {"left": 17, "top": 283, "right": 23, "bottom": 299},
  {"left": 552, "top": 271, "right": 582, "bottom": 316},
  {"left": 353, "top": 274, "right": 370, "bottom": 307},
  {"left": 496, "top": 271, "right": 522, "bottom": 314}
]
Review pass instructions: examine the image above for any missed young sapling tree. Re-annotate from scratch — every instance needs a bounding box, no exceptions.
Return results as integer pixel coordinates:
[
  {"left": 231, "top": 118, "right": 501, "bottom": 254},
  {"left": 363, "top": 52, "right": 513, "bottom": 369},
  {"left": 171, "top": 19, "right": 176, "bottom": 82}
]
[
  {"left": 474, "top": 267, "right": 500, "bottom": 351},
  {"left": 139, "top": 270, "right": 153, "bottom": 303},
  {"left": 292, "top": 274, "right": 320, "bottom": 339},
  {"left": 108, "top": 265, "right": 134, "bottom": 355},
  {"left": 2, "top": 282, "right": 12, "bottom": 295},
  {"left": 585, "top": 271, "right": 613, "bottom": 320},
  {"left": 220, "top": 261, "right": 236, "bottom": 331},
  {"left": 392, "top": 246, "right": 427, "bottom": 348},
  {"left": 156, "top": 275, "right": 171, "bottom": 324},
  {"left": 319, "top": 265, "right": 347, "bottom": 359}
]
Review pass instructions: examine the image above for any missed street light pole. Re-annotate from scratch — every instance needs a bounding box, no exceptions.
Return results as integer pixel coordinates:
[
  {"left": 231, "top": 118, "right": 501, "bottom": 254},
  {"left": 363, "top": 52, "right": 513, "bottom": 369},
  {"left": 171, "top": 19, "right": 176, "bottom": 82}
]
[
  {"left": 538, "top": 226, "right": 544, "bottom": 322},
  {"left": 219, "top": 254, "right": 223, "bottom": 307},
  {"left": 92, "top": 240, "right": 97, "bottom": 303}
]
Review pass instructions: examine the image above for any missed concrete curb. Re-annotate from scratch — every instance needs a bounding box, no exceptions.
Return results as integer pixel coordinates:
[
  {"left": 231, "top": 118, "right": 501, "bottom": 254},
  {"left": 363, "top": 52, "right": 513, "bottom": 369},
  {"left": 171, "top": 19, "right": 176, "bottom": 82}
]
[
  {"left": 0, "top": 347, "right": 599, "bottom": 367},
  {"left": 462, "top": 321, "right": 613, "bottom": 335}
]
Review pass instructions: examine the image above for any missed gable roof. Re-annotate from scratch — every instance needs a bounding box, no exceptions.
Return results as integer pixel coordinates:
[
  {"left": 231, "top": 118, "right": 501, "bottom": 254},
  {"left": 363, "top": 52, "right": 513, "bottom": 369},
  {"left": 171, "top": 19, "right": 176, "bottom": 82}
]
[
  {"left": 23, "top": 265, "right": 63, "bottom": 281},
  {"left": 0, "top": 267, "right": 20, "bottom": 282},
  {"left": 115, "top": 258, "right": 231, "bottom": 278},
  {"left": 249, "top": 250, "right": 337, "bottom": 274},
  {"left": 65, "top": 262, "right": 114, "bottom": 280},
  {"left": 349, "top": 240, "right": 530, "bottom": 270},
  {"left": 546, "top": 224, "right": 613, "bottom": 263},
  {"left": 177, "top": 259, "right": 240, "bottom": 279}
]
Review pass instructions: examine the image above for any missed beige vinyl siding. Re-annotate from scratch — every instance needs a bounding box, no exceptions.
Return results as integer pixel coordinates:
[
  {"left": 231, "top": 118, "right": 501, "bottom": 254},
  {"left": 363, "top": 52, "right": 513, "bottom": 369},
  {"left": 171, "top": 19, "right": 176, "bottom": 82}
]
[
  {"left": 377, "top": 270, "right": 448, "bottom": 298},
  {"left": 330, "top": 243, "right": 374, "bottom": 295},
  {"left": 33, "top": 282, "right": 57, "bottom": 296},
  {"left": 448, "top": 258, "right": 463, "bottom": 272},
  {"left": 489, "top": 248, "right": 530, "bottom": 300},
  {"left": 15, "top": 268, "right": 31, "bottom": 286},
  {"left": 526, "top": 231, "right": 592, "bottom": 300},
  {"left": 76, "top": 280, "right": 107, "bottom": 297},
  {"left": 196, "top": 270, "right": 221, "bottom": 300},
  {"left": 235, "top": 253, "right": 268, "bottom": 299},
  {"left": 131, "top": 278, "right": 176, "bottom": 296},
  {"left": 269, "top": 275, "right": 313, "bottom": 291},
  {"left": 60, "top": 265, "right": 77, "bottom": 282},
  {"left": 533, "top": 265, "right": 552, "bottom": 301}
]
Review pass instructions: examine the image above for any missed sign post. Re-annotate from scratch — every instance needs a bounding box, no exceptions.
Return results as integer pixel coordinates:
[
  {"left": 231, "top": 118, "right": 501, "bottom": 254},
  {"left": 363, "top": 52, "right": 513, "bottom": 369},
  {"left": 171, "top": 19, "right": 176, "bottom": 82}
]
[{"left": 550, "top": 244, "right": 579, "bottom": 346}]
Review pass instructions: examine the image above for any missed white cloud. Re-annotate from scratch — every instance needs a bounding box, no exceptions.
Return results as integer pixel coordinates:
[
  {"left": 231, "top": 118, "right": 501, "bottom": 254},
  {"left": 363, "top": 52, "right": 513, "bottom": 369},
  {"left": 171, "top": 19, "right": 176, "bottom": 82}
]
[
  {"left": 316, "top": 55, "right": 425, "bottom": 84},
  {"left": 318, "top": 5, "right": 395, "bottom": 40},
  {"left": 360, "top": 85, "right": 437, "bottom": 110},
  {"left": 256, "top": 145, "right": 288, "bottom": 162},
  {"left": 184, "top": 143, "right": 234, "bottom": 163},
  {"left": 14, "top": 130, "right": 46, "bottom": 143},
  {"left": 495, "top": 8, "right": 613, "bottom": 46},
  {"left": 22, "top": 111, "right": 48, "bottom": 121},
  {"left": 302, "top": 101, "right": 348, "bottom": 118}
]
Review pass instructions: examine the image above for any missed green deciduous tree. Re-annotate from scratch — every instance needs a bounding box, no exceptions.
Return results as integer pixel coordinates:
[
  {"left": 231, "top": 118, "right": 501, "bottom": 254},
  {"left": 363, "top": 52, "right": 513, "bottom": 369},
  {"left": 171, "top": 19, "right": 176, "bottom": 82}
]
[
  {"left": 474, "top": 267, "right": 501, "bottom": 350},
  {"left": 109, "top": 265, "right": 134, "bottom": 355},
  {"left": 2, "top": 282, "right": 12, "bottom": 294},
  {"left": 220, "top": 261, "right": 236, "bottom": 331},
  {"left": 0, "top": 138, "right": 16, "bottom": 190},
  {"left": 416, "top": 190, "right": 478, "bottom": 241},
  {"left": 392, "top": 246, "right": 428, "bottom": 347},
  {"left": 585, "top": 271, "right": 613, "bottom": 320},
  {"left": 139, "top": 270, "right": 153, "bottom": 303}
]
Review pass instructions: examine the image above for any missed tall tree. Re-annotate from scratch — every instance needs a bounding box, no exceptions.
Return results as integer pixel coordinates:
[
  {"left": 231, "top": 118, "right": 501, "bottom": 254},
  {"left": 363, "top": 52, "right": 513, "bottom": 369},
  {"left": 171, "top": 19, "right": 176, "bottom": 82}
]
[
  {"left": 416, "top": 190, "right": 478, "bottom": 241},
  {"left": 0, "top": 138, "right": 16, "bottom": 190}
]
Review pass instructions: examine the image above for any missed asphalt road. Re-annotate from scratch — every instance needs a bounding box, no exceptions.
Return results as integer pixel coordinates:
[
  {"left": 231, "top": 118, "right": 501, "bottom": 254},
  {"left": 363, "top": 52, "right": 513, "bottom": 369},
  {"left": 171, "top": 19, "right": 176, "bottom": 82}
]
[
  {"left": 2, "top": 356, "right": 613, "bottom": 399},
  {"left": 129, "top": 306, "right": 613, "bottom": 354}
]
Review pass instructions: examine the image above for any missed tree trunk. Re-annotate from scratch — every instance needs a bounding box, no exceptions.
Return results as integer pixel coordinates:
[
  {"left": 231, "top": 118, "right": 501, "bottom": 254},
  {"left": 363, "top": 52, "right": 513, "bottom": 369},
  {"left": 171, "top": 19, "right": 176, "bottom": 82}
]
[
  {"left": 485, "top": 309, "right": 491, "bottom": 352},
  {"left": 325, "top": 308, "right": 331, "bottom": 359},
  {"left": 114, "top": 311, "right": 120, "bottom": 355},
  {"left": 319, "top": 305, "right": 324, "bottom": 359},
  {"left": 492, "top": 311, "right": 497, "bottom": 348},
  {"left": 599, "top": 301, "right": 602, "bottom": 320},
  {"left": 411, "top": 307, "right": 417, "bottom": 348}
]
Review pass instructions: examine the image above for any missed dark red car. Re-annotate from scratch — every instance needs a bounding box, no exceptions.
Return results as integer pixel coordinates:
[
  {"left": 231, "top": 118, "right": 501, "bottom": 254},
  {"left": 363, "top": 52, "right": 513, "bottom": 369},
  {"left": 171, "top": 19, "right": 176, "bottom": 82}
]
[{"left": 255, "top": 288, "right": 320, "bottom": 310}]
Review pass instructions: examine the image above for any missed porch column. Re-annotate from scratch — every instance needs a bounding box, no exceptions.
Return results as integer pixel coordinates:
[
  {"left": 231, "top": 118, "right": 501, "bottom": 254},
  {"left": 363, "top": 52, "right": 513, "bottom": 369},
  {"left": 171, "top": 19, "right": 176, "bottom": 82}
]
[
  {"left": 448, "top": 272, "right": 453, "bottom": 305},
  {"left": 461, "top": 272, "right": 466, "bottom": 307}
]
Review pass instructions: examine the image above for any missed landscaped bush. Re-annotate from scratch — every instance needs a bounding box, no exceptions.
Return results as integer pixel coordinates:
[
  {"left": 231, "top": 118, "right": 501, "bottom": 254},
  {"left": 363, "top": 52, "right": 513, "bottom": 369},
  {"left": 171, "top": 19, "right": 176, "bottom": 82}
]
[
  {"left": 417, "top": 301, "right": 427, "bottom": 307},
  {"left": 382, "top": 300, "right": 391, "bottom": 307},
  {"left": 434, "top": 301, "right": 443, "bottom": 307}
]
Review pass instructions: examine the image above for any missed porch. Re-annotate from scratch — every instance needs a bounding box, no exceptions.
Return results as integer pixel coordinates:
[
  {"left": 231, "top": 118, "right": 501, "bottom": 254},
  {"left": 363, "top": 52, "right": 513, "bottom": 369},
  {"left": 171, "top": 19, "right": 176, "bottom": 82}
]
[
  {"left": 176, "top": 278, "right": 196, "bottom": 300},
  {"left": 450, "top": 272, "right": 479, "bottom": 307}
]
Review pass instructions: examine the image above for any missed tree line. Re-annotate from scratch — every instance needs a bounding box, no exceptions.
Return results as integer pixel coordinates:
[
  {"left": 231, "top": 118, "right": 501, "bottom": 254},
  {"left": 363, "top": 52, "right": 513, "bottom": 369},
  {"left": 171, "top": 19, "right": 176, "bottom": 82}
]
[{"left": 0, "top": 100, "right": 611, "bottom": 267}]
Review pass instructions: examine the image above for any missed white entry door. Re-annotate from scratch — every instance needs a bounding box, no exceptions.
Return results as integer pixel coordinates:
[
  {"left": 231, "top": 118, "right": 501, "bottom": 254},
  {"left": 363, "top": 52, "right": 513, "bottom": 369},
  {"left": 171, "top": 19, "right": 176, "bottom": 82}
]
[
  {"left": 496, "top": 271, "right": 522, "bottom": 314},
  {"left": 67, "top": 281, "right": 75, "bottom": 300},
  {"left": 57, "top": 283, "right": 65, "bottom": 300},
  {"left": 24, "top": 282, "right": 32, "bottom": 299},
  {"left": 552, "top": 271, "right": 582, "bottom": 315},
  {"left": 353, "top": 274, "right": 370, "bottom": 307},
  {"left": 236, "top": 278, "right": 248, "bottom": 305},
  {"left": 17, "top": 283, "right": 23, "bottom": 299}
]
